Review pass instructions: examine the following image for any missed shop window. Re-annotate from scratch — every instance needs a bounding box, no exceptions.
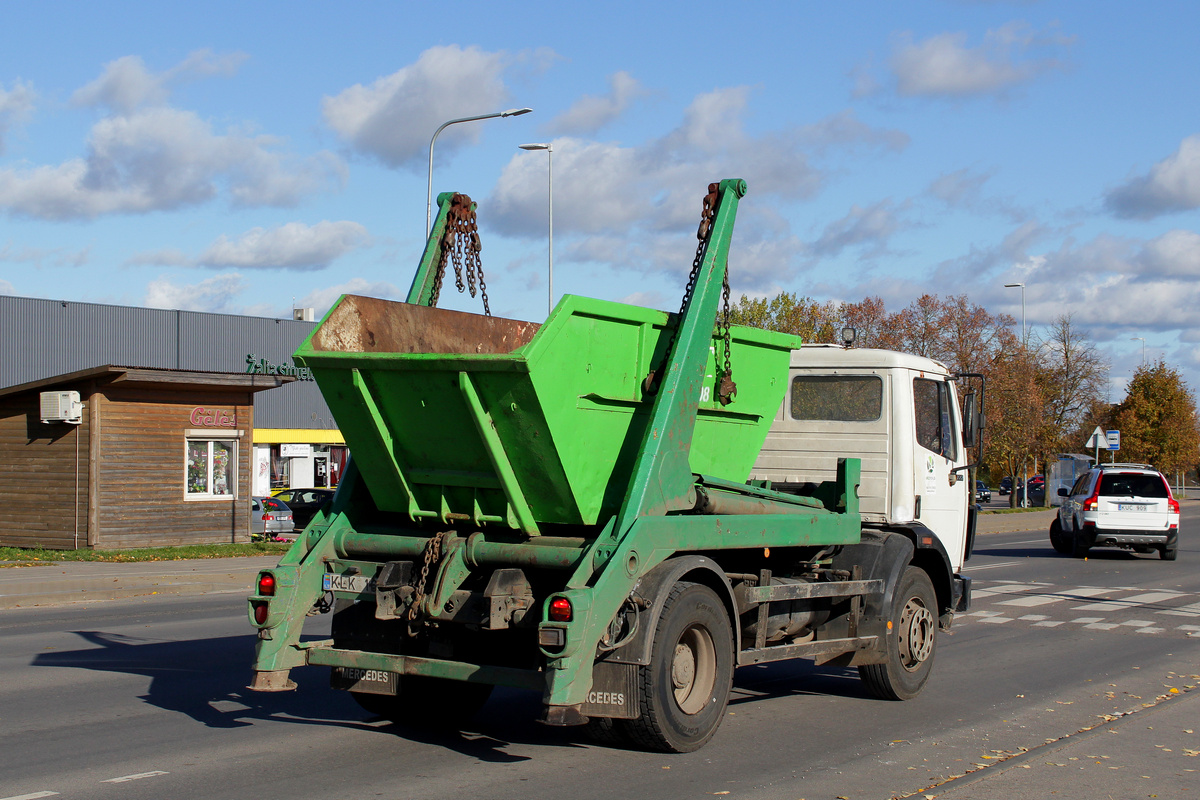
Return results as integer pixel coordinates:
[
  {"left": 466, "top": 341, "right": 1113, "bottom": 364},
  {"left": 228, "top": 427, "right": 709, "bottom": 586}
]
[{"left": 187, "top": 438, "right": 237, "bottom": 499}]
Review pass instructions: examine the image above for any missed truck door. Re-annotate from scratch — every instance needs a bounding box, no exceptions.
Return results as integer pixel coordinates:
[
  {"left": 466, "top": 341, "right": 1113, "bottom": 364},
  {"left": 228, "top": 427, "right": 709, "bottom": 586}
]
[{"left": 912, "top": 377, "right": 969, "bottom": 569}]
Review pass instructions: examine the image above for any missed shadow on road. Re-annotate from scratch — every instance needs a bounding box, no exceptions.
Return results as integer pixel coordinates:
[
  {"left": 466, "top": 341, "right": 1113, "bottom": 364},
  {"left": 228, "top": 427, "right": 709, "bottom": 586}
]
[{"left": 30, "top": 630, "right": 571, "bottom": 761}]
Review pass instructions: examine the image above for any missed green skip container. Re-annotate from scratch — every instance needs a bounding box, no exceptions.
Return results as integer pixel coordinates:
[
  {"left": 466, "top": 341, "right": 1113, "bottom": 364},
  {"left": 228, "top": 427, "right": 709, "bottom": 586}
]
[{"left": 294, "top": 293, "right": 801, "bottom": 535}]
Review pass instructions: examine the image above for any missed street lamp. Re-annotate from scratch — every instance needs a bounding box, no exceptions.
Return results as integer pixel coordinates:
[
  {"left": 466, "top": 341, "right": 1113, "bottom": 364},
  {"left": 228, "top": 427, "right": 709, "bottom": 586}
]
[
  {"left": 518, "top": 142, "right": 553, "bottom": 315},
  {"left": 1131, "top": 337, "right": 1145, "bottom": 365},
  {"left": 1004, "top": 282, "right": 1029, "bottom": 505},
  {"left": 427, "top": 107, "right": 533, "bottom": 234},
  {"left": 1004, "top": 282, "right": 1026, "bottom": 347}
]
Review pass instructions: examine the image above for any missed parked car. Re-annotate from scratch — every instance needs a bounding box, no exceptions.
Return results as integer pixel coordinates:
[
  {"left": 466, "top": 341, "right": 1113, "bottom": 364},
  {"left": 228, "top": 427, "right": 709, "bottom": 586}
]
[
  {"left": 1050, "top": 463, "right": 1179, "bottom": 560},
  {"left": 975, "top": 481, "right": 992, "bottom": 503},
  {"left": 272, "top": 488, "right": 335, "bottom": 530},
  {"left": 251, "top": 496, "right": 294, "bottom": 541},
  {"left": 1015, "top": 483, "right": 1045, "bottom": 506},
  {"left": 998, "top": 477, "right": 1012, "bottom": 496}
]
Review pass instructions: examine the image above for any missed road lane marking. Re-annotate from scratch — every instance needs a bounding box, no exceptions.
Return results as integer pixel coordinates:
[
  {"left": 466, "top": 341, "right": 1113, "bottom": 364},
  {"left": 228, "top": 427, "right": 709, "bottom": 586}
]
[
  {"left": 101, "top": 772, "right": 169, "bottom": 784},
  {"left": 1160, "top": 601, "right": 1200, "bottom": 617},
  {"left": 961, "top": 562, "right": 1021, "bottom": 572},
  {"left": 1072, "top": 591, "right": 1186, "bottom": 611},
  {"left": 1, "top": 793, "right": 60, "bottom": 800}
]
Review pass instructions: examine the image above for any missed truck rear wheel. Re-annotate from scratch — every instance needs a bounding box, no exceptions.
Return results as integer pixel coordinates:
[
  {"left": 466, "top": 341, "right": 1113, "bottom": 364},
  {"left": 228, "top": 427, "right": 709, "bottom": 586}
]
[
  {"left": 859, "top": 566, "right": 937, "bottom": 701},
  {"left": 622, "top": 581, "right": 734, "bottom": 753},
  {"left": 351, "top": 677, "right": 493, "bottom": 728}
]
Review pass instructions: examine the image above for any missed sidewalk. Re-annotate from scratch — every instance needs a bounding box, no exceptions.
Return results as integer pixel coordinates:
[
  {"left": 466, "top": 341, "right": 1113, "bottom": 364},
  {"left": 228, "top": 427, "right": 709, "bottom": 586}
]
[
  {"left": 929, "top": 686, "right": 1200, "bottom": 800},
  {"left": 0, "top": 555, "right": 279, "bottom": 609},
  {"left": 976, "top": 508, "right": 1056, "bottom": 534}
]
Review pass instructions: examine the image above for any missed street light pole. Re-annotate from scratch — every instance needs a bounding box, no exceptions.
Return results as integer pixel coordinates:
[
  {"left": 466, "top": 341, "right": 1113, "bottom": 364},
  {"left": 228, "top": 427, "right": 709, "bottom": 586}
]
[
  {"left": 1004, "top": 282, "right": 1029, "bottom": 505},
  {"left": 427, "top": 107, "right": 532, "bottom": 234},
  {"left": 519, "top": 142, "right": 554, "bottom": 315},
  {"left": 1131, "top": 336, "right": 1145, "bottom": 365},
  {"left": 1004, "top": 282, "right": 1026, "bottom": 347}
]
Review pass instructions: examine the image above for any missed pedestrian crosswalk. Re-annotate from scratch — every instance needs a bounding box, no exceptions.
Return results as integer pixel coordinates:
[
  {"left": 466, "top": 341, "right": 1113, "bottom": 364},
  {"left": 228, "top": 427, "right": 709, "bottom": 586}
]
[{"left": 957, "top": 580, "right": 1200, "bottom": 638}]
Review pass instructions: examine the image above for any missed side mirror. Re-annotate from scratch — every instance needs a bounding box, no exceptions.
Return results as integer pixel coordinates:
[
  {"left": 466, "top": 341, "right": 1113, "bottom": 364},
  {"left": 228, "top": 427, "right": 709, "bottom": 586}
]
[
  {"left": 962, "top": 391, "right": 980, "bottom": 449},
  {"left": 1057, "top": 487, "right": 1068, "bottom": 497}
]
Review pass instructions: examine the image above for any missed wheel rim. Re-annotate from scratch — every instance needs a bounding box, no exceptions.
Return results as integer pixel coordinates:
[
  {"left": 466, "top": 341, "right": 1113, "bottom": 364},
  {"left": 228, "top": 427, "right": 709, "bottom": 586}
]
[
  {"left": 898, "top": 596, "right": 935, "bottom": 671},
  {"left": 671, "top": 624, "right": 716, "bottom": 715}
]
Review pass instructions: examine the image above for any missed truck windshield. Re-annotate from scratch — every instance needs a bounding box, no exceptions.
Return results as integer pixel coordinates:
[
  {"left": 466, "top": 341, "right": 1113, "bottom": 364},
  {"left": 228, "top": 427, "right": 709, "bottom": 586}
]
[{"left": 790, "top": 375, "right": 882, "bottom": 421}]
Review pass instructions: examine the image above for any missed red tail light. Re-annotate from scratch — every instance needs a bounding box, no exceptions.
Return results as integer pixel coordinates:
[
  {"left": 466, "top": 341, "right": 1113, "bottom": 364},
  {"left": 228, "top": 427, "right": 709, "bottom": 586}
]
[
  {"left": 1082, "top": 482, "right": 1101, "bottom": 512},
  {"left": 253, "top": 603, "right": 269, "bottom": 625},
  {"left": 262, "top": 513, "right": 273, "bottom": 521},
  {"left": 1163, "top": 477, "right": 1180, "bottom": 514},
  {"left": 548, "top": 597, "right": 572, "bottom": 622},
  {"left": 257, "top": 572, "right": 276, "bottom": 596}
]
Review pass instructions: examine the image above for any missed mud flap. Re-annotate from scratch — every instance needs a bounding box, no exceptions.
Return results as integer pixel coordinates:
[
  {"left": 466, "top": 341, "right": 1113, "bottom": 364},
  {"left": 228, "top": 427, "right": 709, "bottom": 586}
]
[{"left": 580, "top": 659, "right": 639, "bottom": 720}]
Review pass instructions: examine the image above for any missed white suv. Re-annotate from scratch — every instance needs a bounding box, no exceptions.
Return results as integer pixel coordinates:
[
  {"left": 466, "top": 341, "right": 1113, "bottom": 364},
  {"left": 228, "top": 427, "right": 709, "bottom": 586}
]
[{"left": 1050, "top": 463, "right": 1180, "bottom": 560}]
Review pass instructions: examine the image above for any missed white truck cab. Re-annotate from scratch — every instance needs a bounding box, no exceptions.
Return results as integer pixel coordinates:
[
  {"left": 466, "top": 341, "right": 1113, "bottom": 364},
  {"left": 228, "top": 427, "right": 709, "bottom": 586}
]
[{"left": 752, "top": 344, "right": 978, "bottom": 571}]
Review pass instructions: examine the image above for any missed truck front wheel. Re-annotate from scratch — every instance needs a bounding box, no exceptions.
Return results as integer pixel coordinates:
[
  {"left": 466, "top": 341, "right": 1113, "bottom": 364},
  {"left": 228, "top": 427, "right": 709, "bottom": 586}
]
[
  {"left": 623, "top": 581, "right": 734, "bottom": 753},
  {"left": 859, "top": 566, "right": 937, "bottom": 701}
]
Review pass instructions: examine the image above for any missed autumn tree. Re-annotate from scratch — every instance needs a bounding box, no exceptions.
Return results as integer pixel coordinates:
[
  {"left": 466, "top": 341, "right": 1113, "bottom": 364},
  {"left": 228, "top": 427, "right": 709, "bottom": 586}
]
[
  {"left": 1109, "top": 360, "right": 1200, "bottom": 476},
  {"left": 728, "top": 292, "right": 841, "bottom": 342}
]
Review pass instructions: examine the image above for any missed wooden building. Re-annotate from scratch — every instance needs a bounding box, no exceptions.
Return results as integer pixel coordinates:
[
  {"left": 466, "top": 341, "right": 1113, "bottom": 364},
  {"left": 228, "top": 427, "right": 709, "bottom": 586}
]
[{"left": 0, "top": 366, "right": 290, "bottom": 550}]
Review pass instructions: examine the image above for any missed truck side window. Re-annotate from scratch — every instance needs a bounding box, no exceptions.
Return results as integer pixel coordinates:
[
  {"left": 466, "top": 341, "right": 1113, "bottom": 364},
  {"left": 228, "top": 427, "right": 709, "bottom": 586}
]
[
  {"left": 790, "top": 375, "right": 883, "bottom": 421},
  {"left": 914, "top": 378, "right": 957, "bottom": 460}
]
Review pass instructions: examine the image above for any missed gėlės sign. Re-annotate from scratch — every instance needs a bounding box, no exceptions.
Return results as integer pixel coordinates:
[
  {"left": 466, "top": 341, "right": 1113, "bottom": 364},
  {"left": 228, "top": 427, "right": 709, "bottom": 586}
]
[
  {"left": 190, "top": 407, "right": 237, "bottom": 428},
  {"left": 245, "top": 354, "right": 314, "bottom": 381}
]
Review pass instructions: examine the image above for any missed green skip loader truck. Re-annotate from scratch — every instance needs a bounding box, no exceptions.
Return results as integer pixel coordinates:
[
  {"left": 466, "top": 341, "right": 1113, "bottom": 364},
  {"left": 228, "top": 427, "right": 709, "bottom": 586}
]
[{"left": 248, "top": 179, "right": 981, "bottom": 752}]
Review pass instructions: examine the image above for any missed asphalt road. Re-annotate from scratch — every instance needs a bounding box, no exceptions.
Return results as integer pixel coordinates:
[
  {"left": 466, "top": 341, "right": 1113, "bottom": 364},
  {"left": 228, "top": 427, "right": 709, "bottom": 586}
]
[{"left": 2, "top": 513, "right": 1197, "bottom": 800}]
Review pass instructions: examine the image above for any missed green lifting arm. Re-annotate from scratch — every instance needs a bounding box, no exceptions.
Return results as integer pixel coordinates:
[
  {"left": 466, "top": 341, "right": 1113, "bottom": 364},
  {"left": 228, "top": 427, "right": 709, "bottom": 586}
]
[
  {"left": 406, "top": 191, "right": 460, "bottom": 306},
  {"left": 612, "top": 178, "right": 747, "bottom": 531}
]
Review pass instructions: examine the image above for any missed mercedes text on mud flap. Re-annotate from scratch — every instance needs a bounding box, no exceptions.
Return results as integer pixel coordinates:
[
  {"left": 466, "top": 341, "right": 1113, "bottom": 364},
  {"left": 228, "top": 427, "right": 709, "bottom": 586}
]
[{"left": 247, "top": 179, "right": 983, "bottom": 753}]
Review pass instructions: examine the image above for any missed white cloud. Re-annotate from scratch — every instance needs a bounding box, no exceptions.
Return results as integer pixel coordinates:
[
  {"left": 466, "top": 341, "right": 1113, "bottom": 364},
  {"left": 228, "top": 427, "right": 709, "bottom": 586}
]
[
  {"left": 0, "top": 79, "right": 36, "bottom": 154},
  {"left": 71, "top": 50, "right": 247, "bottom": 114},
  {"left": 297, "top": 277, "right": 404, "bottom": 317},
  {"left": 0, "top": 278, "right": 13, "bottom": 294},
  {"left": 888, "top": 23, "right": 1072, "bottom": 98},
  {"left": 1106, "top": 135, "right": 1200, "bottom": 219},
  {"left": 1137, "top": 229, "right": 1200, "bottom": 277},
  {"left": 0, "top": 106, "right": 343, "bottom": 219},
  {"left": 488, "top": 91, "right": 905, "bottom": 291},
  {"left": 810, "top": 200, "right": 903, "bottom": 259},
  {"left": 322, "top": 45, "right": 514, "bottom": 169},
  {"left": 549, "top": 71, "right": 646, "bottom": 135},
  {"left": 145, "top": 272, "right": 247, "bottom": 312},
  {"left": 197, "top": 221, "right": 369, "bottom": 270},
  {"left": 0, "top": 241, "right": 90, "bottom": 268}
]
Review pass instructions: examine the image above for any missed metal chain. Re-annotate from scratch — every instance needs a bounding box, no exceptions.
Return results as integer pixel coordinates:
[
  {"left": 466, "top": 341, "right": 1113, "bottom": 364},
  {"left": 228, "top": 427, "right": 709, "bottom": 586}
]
[
  {"left": 643, "top": 183, "right": 723, "bottom": 396},
  {"left": 433, "top": 194, "right": 491, "bottom": 315},
  {"left": 718, "top": 263, "right": 737, "bottom": 406},
  {"left": 406, "top": 530, "right": 452, "bottom": 634}
]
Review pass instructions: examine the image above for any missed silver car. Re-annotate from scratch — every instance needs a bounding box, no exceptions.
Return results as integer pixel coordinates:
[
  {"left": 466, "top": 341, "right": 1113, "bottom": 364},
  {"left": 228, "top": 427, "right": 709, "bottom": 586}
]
[{"left": 251, "top": 496, "right": 295, "bottom": 541}]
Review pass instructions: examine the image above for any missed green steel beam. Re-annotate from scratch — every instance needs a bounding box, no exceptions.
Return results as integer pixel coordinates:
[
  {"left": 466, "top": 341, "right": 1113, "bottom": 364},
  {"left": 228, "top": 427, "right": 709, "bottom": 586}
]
[
  {"left": 612, "top": 179, "right": 747, "bottom": 532},
  {"left": 407, "top": 191, "right": 458, "bottom": 306},
  {"left": 458, "top": 371, "right": 541, "bottom": 536}
]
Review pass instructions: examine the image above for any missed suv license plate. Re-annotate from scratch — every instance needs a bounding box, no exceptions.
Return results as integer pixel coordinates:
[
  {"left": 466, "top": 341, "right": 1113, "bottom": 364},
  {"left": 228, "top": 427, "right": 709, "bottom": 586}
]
[
  {"left": 1117, "top": 503, "right": 1147, "bottom": 512},
  {"left": 323, "top": 573, "right": 375, "bottom": 594}
]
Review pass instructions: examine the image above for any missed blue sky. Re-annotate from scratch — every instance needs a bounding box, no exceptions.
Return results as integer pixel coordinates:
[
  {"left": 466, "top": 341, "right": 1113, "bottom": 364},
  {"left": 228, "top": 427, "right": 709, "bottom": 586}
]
[{"left": 2, "top": 2, "right": 1199, "bottom": 399}]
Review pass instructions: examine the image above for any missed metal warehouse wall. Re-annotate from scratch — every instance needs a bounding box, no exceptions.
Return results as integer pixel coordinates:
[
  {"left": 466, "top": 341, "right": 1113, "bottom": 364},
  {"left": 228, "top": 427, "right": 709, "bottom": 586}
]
[{"left": 0, "top": 295, "right": 336, "bottom": 429}]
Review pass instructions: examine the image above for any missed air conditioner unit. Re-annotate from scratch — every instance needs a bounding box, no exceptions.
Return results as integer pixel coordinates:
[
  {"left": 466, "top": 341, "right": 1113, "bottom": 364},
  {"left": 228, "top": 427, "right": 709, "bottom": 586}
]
[
  {"left": 293, "top": 307, "right": 315, "bottom": 322},
  {"left": 41, "top": 390, "right": 83, "bottom": 424}
]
